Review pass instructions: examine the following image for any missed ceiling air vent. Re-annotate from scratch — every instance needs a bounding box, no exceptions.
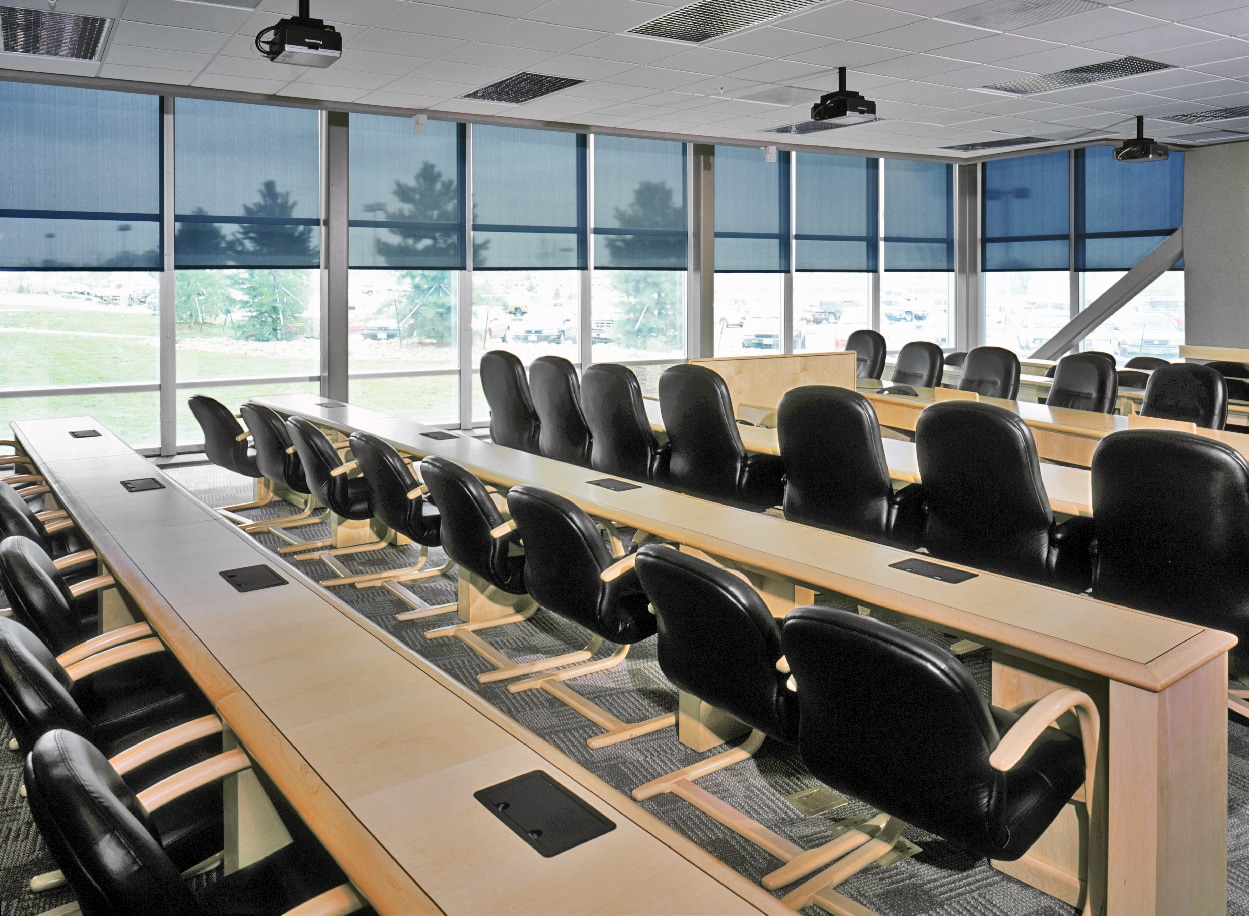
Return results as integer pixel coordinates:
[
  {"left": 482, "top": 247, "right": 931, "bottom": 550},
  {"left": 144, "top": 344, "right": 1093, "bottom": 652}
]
[
  {"left": 631, "top": 0, "right": 827, "bottom": 44},
  {"left": 1159, "top": 106, "right": 1249, "bottom": 124},
  {"left": 0, "top": 6, "right": 110, "bottom": 61},
  {"left": 942, "top": 0, "right": 1101, "bottom": 32},
  {"left": 767, "top": 118, "right": 882, "bottom": 135},
  {"left": 982, "top": 57, "right": 1169, "bottom": 95},
  {"left": 463, "top": 72, "right": 583, "bottom": 104},
  {"left": 942, "top": 136, "right": 1052, "bottom": 152}
]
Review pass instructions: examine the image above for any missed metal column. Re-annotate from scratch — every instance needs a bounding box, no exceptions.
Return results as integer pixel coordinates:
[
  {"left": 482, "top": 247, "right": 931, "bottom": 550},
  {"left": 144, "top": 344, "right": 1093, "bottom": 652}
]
[{"left": 320, "top": 110, "right": 349, "bottom": 402}]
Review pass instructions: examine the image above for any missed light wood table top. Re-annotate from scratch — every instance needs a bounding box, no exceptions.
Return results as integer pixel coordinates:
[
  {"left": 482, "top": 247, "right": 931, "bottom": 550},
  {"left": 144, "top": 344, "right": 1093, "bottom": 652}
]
[{"left": 13, "top": 416, "right": 787, "bottom": 916}]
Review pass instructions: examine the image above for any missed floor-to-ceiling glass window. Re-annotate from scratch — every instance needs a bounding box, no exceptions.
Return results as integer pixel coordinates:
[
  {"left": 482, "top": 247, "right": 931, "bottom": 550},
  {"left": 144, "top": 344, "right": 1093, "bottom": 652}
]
[
  {"left": 0, "top": 82, "right": 162, "bottom": 447},
  {"left": 882, "top": 159, "right": 954, "bottom": 353},
  {"left": 713, "top": 145, "right": 788, "bottom": 356},
  {"left": 347, "top": 115, "right": 462, "bottom": 424},
  {"left": 174, "top": 98, "right": 321, "bottom": 444}
]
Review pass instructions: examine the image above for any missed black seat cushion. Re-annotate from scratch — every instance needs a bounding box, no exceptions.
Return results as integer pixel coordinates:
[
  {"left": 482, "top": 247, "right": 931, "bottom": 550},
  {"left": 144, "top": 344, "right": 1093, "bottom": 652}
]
[
  {"left": 658, "top": 364, "right": 784, "bottom": 512},
  {"left": 506, "top": 486, "right": 655, "bottom": 645},
  {"left": 1140, "top": 364, "right": 1228, "bottom": 429},
  {"left": 419, "top": 456, "right": 525, "bottom": 594},
  {"left": 957, "top": 346, "right": 1020, "bottom": 400},
  {"left": 634, "top": 544, "right": 797, "bottom": 743},
  {"left": 891, "top": 341, "right": 943, "bottom": 388},
  {"left": 530, "top": 355, "right": 593, "bottom": 467},
  {"left": 188, "top": 396, "right": 261, "bottom": 479},
  {"left": 777, "top": 386, "right": 923, "bottom": 548},
  {"left": 0, "top": 536, "right": 92, "bottom": 655},
  {"left": 348, "top": 432, "right": 440, "bottom": 547},
  {"left": 1047, "top": 352, "right": 1118, "bottom": 413},
  {"left": 782, "top": 606, "right": 1085, "bottom": 861},
  {"left": 480, "top": 350, "right": 541, "bottom": 454},
  {"left": 582, "top": 363, "right": 669, "bottom": 484},
  {"left": 239, "top": 404, "right": 308, "bottom": 494},
  {"left": 846, "top": 329, "right": 886, "bottom": 380},
  {"left": 286, "top": 417, "right": 372, "bottom": 520},
  {"left": 916, "top": 401, "right": 1094, "bottom": 592}
]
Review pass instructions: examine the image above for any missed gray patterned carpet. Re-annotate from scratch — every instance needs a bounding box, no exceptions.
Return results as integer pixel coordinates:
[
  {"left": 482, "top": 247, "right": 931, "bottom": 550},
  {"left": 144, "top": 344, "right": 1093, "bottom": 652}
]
[{"left": 2, "top": 460, "right": 1246, "bottom": 915}]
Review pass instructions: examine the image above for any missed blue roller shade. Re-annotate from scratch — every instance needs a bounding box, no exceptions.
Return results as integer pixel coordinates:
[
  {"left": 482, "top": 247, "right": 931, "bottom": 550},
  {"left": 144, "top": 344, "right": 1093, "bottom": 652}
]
[
  {"left": 794, "top": 152, "right": 877, "bottom": 272},
  {"left": 983, "top": 150, "right": 1069, "bottom": 271},
  {"left": 350, "top": 115, "right": 464, "bottom": 270},
  {"left": 594, "top": 135, "right": 687, "bottom": 270},
  {"left": 1076, "top": 145, "right": 1183, "bottom": 270},
  {"left": 714, "top": 145, "right": 790, "bottom": 273},
  {"left": 175, "top": 98, "right": 320, "bottom": 269},
  {"left": 472, "top": 124, "right": 586, "bottom": 270},
  {"left": 884, "top": 159, "right": 953, "bottom": 271},
  {"left": 0, "top": 82, "right": 160, "bottom": 270}
]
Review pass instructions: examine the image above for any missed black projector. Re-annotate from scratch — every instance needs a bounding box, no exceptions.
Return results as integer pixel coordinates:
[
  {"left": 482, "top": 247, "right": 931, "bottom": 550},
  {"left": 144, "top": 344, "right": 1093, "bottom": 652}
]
[
  {"left": 1114, "top": 116, "right": 1169, "bottom": 162},
  {"left": 256, "top": 4, "right": 341, "bottom": 68},
  {"left": 811, "top": 67, "right": 877, "bottom": 122}
]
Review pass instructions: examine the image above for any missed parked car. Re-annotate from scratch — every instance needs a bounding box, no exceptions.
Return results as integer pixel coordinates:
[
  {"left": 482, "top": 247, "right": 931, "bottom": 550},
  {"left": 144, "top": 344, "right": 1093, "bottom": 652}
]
[
  {"left": 516, "top": 308, "right": 576, "bottom": 345},
  {"left": 741, "top": 315, "right": 805, "bottom": 351},
  {"left": 801, "top": 299, "right": 855, "bottom": 324},
  {"left": 1115, "top": 313, "right": 1183, "bottom": 358},
  {"left": 363, "top": 316, "right": 400, "bottom": 340},
  {"left": 1016, "top": 303, "right": 1070, "bottom": 352}
]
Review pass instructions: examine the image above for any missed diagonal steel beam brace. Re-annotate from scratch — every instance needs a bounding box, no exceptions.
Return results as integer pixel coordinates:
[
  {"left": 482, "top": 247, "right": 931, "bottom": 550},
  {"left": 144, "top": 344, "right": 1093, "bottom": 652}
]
[{"left": 1032, "top": 228, "right": 1183, "bottom": 361}]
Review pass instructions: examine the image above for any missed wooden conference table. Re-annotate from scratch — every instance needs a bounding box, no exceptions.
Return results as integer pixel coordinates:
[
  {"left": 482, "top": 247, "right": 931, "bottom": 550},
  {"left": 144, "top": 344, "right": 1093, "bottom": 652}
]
[
  {"left": 11, "top": 416, "right": 787, "bottom": 916},
  {"left": 257, "top": 392, "right": 1232, "bottom": 916}
]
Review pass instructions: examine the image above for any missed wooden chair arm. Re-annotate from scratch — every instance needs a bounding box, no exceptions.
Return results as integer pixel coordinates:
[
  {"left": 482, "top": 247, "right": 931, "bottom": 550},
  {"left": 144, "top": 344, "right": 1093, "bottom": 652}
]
[
  {"left": 286, "top": 445, "right": 298, "bottom": 454},
  {"left": 139, "top": 749, "right": 251, "bottom": 813},
  {"left": 775, "top": 656, "right": 790, "bottom": 675},
  {"left": 329, "top": 460, "right": 358, "bottom": 478},
  {"left": 489, "top": 518, "right": 517, "bottom": 540},
  {"left": 0, "top": 439, "right": 21, "bottom": 450},
  {"left": 64, "top": 637, "right": 165, "bottom": 682},
  {"left": 15, "top": 484, "right": 51, "bottom": 498},
  {"left": 235, "top": 429, "right": 251, "bottom": 442},
  {"left": 56, "top": 622, "right": 152, "bottom": 668},
  {"left": 43, "top": 518, "right": 75, "bottom": 535},
  {"left": 35, "top": 509, "right": 69, "bottom": 523},
  {"left": 68, "top": 574, "right": 116, "bottom": 599},
  {"left": 0, "top": 606, "right": 10, "bottom": 618},
  {"left": 600, "top": 553, "right": 636, "bottom": 583},
  {"left": 284, "top": 885, "right": 367, "bottom": 916},
  {"left": 990, "top": 687, "right": 1099, "bottom": 775},
  {"left": 53, "top": 549, "right": 97, "bottom": 571},
  {"left": 109, "top": 715, "right": 223, "bottom": 777},
  {"left": 4, "top": 474, "right": 45, "bottom": 486},
  {"left": 406, "top": 484, "right": 428, "bottom": 500}
]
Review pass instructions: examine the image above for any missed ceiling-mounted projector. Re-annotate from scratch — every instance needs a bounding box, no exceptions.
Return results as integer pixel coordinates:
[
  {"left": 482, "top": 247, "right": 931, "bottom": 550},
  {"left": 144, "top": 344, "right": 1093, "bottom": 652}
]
[
  {"left": 255, "top": 0, "right": 340, "bottom": 67},
  {"left": 811, "top": 67, "right": 877, "bottom": 122},
  {"left": 1114, "top": 115, "right": 1169, "bottom": 162}
]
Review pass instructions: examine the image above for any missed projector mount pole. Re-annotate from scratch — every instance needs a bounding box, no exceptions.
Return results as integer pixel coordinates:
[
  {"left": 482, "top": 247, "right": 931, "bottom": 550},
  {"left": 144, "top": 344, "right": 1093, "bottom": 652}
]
[
  {"left": 298, "top": 0, "right": 310, "bottom": 19},
  {"left": 838, "top": 67, "right": 846, "bottom": 94},
  {"left": 1135, "top": 115, "right": 1145, "bottom": 140}
]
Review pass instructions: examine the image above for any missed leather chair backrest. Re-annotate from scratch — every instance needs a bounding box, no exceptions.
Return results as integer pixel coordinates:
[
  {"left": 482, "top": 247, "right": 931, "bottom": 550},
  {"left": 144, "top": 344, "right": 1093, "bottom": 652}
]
[
  {"left": 0, "top": 617, "right": 86, "bottom": 752},
  {"left": 634, "top": 544, "right": 797, "bottom": 743},
  {"left": 1140, "top": 363, "right": 1228, "bottom": 429},
  {"left": 187, "top": 395, "right": 258, "bottom": 478},
  {"left": 286, "top": 417, "right": 370, "bottom": 520},
  {"left": 916, "top": 401, "right": 1055, "bottom": 580},
  {"left": 1125, "top": 356, "right": 1169, "bottom": 371},
  {"left": 1092, "top": 430, "right": 1249, "bottom": 655},
  {"left": 0, "top": 536, "right": 79, "bottom": 655},
  {"left": 480, "top": 350, "right": 541, "bottom": 454},
  {"left": 782, "top": 606, "right": 1009, "bottom": 859},
  {"left": 506, "top": 486, "right": 655, "bottom": 645},
  {"left": 1227, "top": 377, "right": 1249, "bottom": 402},
  {"left": 348, "top": 432, "right": 439, "bottom": 546},
  {"left": 1203, "top": 360, "right": 1249, "bottom": 379},
  {"left": 957, "top": 346, "right": 1020, "bottom": 400},
  {"left": 658, "top": 364, "right": 750, "bottom": 501},
  {"left": 0, "top": 480, "right": 52, "bottom": 548},
  {"left": 1117, "top": 369, "right": 1149, "bottom": 390},
  {"left": 1047, "top": 352, "right": 1118, "bottom": 413},
  {"left": 239, "top": 403, "right": 307, "bottom": 493},
  {"left": 944, "top": 351, "right": 967, "bottom": 369},
  {"left": 778, "top": 386, "right": 893, "bottom": 540},
  {"left": 891, "top": 341, "right": 943, "bottom": 388},
  {"left": 581, "top": 363, "right": 667, "bottom": 483},
  {"left": 530, "top": 355, "right": 593, "bottom": 466},
  {"left": 26, "top": 729, "right": 198, "bottom": 916},
  {"left": 845, "top": 329, "right": 886, "bottom": 380},
  {"left": 419, "top": 456, "right": 525, "bottom": 594}
]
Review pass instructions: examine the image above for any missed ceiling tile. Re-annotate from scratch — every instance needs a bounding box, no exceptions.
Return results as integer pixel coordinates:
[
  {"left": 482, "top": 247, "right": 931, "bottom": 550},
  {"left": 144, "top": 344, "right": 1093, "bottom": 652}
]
[
  {"left": 1117, "top": 0, "right": 1243, "bottom": 19},
  {"left": 1193, "top": 54, "right": 1249, "bottom": 78},
  {"left": 529, "top": 53, "right": 636, "bottom": 79},
  {"left": 710, "top": 26, "right": 834, "bottom": 57},
  {"left": 111, "top": 20, "right": 232, "bottom": 54},
  {"left": 0, "top": 54, "right": 99, "bottom": 76},
  {"left": 192, "top": 72, "right": 291, "bottom": 94},
  {"left": 603, "top": 65, "right": 709, "bottom": 88},
  {"left": 488, "top": 19, "right": 606, "bottom": 52},
  {"left": 333, "top": 51, "right": 428, "bottom": 76},
  {"left": 1017, "top": 7, "right": 1159, "bottom": 43},
  {"left": 866, "top": 0, "right": 974, "bottom": 13},
  {"left": 121, "top": 0, "right": 252, "bottom": 31},
  {"left": 277, "top": 83, "right": 367, "bottom": 103},
  {"left": 368, "top": 75, "right": 475, "bottom": 97},
  {"left": 1104, "top": 67, "right": 1222, "bottom": 92},
  {"left": 861, "top": 53, "right": 970, "bottom": 78},
  {"left": 413, "top": 0, "right": 548, "bottom": 15},
  {"left": 726, "top": 58, "right": 828, "bottom": 82},
  {"left": 349, "top": 29, "right": 464, "bottom": 57},
  {"left": 1081, "top": 24, "right": 1222, "bottom": 56},
  {"left": 291, "top": 67, "right": 396, "bottom": 90},
  {"left": 353, "top": 90, "right": 445, "bottom": 108},
  {"left": 526, "top": 0, "right": 671, "bottom": 32},
  {"left": 439, "top": 42, "right": 555, "bottom": 69},
  {"left": 1003, "top": 45, "right": 1117, "bottom": 74},
  {"left": 785, "top": 1, "right": 923, "bottom": 40},
  {"left": 866, "top": 19, "right": 993, "bottom": 52},
  {"left": 558, "top": 80, "right": 661, "bottom": 100},
  {"left": 98, "top": 62, "right": 196, "bottom": 84},
  {"left": 929, "top": 64, "right": 1031, "bottom": 89},
  {"left": 786, "top": 39, "right": 904, "bottom": 68},
  {"left": 564, "top": 33, "right": 678, "bottom": 62},
  {"left": 1154, "top": 77, "right": 1249, "bottom": 101},
  {"left": 1182, "top": 8, "right": 1249, "bottom": 36},
  {"left": 205, "top": 54, "right": 306, "bottom": 80},
  {"left": 657, "top": 47, "right": 770, "bottom": 75},
  {"left": 942, "top": 34, "right": 1060, "bottom": 64},
  {"left": 1154, "top": 38, "right": 1249, "bottom": 66},
  {"left": 376, "top": 3, "right": 513, "bottom": 37},
  {"left": 105, "top": 43, "right": 212, "bottom": 72},
  {"left": 405, "top": 60, "right": 513, "bottom": 85}
]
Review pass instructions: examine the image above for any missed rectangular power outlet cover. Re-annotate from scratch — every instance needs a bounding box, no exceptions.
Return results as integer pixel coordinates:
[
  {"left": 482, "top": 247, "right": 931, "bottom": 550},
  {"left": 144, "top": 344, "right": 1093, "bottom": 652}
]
[
  {"left": 587, "top": 478, "right": 641, "bottom": 492},
  {"left": 219, "top": 565, "right": 288, "bottom": 593},
  {"left": 69, "top": 429, "right": 101, "bottom": 438},
  {"left": 888, "top": 558, "right": 977, "bottom": 584},
  {"left": 120, "top": 478, "right": 165, "bottom": 492},
  {"left": 474, "top": 770, "right": 615, "bottom": 857}
]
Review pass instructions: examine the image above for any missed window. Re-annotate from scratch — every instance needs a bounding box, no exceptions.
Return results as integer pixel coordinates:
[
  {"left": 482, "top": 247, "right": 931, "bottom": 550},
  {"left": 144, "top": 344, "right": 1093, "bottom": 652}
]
[
  {"left": 1076, "top": 146, "right": 1183, "bottom": 271},
  {"left": 883, "top": 160, "right": 953, "bottom": 352},
  {"left": 983, "top": 150, "right": 1069, "bottom": 273},
  {"left": 984, "top": 272, "right": 1071, "bottom": 353},
  {"left": 1081, "top": 271, "right": 1185, "bottom": 361}
]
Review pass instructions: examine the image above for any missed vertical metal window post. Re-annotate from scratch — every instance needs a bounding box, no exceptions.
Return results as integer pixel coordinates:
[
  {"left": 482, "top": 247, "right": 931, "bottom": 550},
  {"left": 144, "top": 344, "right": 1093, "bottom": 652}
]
[
  {"left": 690, "top": 144, "right": 714, "bottom": 358},
  {"left": 872, "top": 162, "right": 884, "bottom": 334},
  {"left": 783, "top": 149, "right": 795, "bottom": 354},
  {"left": 580, "top": 135, "right": 594, "bottom": 372},
  {"left": 321, "top": 110, "right": 349, "bottom": 403},
  {"left": 458, "top": 124, "right": 475, "bottom": 431},
  {"left": 159, "top": 96, "right": 177, "bottom": 456}
]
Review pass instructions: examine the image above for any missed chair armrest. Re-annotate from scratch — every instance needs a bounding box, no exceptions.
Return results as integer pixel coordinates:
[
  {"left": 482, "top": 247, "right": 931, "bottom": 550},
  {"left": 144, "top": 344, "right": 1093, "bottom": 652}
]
[
  {"left": 1048, "top": 516, "right": 1096, "bottom": 592},
  {"left": 286, "top": 445, "right": 298, "bottom": 454},
  {"left": 283, "top": 884, "right": 367, "bottom": 916},
  {"left": 329, "top": 460, "right": 358, "bottom": 478},
  {"left": 406, "top": 484, "right": 428, "bottom": 500},
  {"left": 43, "top": 518, "right": 75, "bottom": 535},
  {"left": 35, "top": 509, "right": 69, "bottom": 523},
  {"left": 490, "top": 518, "right": 518, "bottom": 539},
  {"left": 64, "top": 637, "right": 165, "bottom": 682},
  {"left": 775, "top": 656, "right": 790, "bottom": 675},
  {"left": 14, "top": 484, "right": 51, "bottom": 498},
  {"left": 56, "top": 622, "right": 153, "bottom": 668},
  {"left": 234, "top": 429, "right": 251, "bottom": 442},
  {"left": 109, "top": 714, "right": 223, "bottom": 777},
  {"left": 53, "top": 549, "right": 97, "bottom": 571},
  {"left": 600, "top": 553, "right": 636, "bottom": 583},
  {"left": 138, "top": 749, "right": 251, "bottom": 813},
  {"left": 68, "top": 574, "right": 116, "bottom": 599},
  {"left": 4, "top": 474, "right": 45, "bottom": 486}
]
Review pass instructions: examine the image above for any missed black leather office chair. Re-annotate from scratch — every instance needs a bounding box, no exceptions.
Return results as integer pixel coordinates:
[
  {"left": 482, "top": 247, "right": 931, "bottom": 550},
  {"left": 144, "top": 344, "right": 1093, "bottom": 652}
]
[
  {"left": 957, "top": 346, "right": 1021, "bottom": 400},
  {"left": 1091, "top": 430, "right": 1249, "bottom": 715},
  {"left": 1140, "top": 363, "right": 1227, "bottom": 429},
  {"left": 775, "top": 606, "right": 1097, "bottom": 914},
  {"left": 0, "top": 480, "right": 88, "bottom": 567},
  {"left": 1116, "top": 369, "right": 1150, "bottom": 390},
  {"left": 657, "top": 364, "right": 785, "bottom": 512},
  {"left": 502, "top": 485, "right": 675, "bottom": 747},
  {"left": 777, "top": 386, "right": 924, "bottom": 548},
  {"left": 846, "top": 329, "right": 887, "bottom": 380},
  {"left": 1203, "top": 360, "right": 1249, "bottom": 379},
  {"left": 1042, "top": 351, "right": 1115, "bottom": 378},
  {"left": 529, "top": 355, "right": 593, "bottom": 467},
  {"left": 480, "top": 350, "right": 541, "bottom": 454},
  {"left": 1125, "top": 356, "right": 1169, "bottom": 371},
  {"left": 1047, "top": 352, "right": 1118, "bottom": 413},
  {"left": 236, "top": 403, "right": 327, "bottom": 549},
  {"left": 891, "top": 341, "right": 944, "bottom": 388},
  {"left": 187, "top": 395, "right": 271, "bottom": 518},
  {"left": 347, "top": 432, "right": 455, "bottom": 621},
  {"left": 915, "top": 401, "right": 1095, "bottom": 592},
  {"left": 944, "top": 351, "right": 967, "bottom": 369},
  {"left": 25, "top": 729, "right": 367, "bottom": 916},
  {"left": 581, "top": 363, "right": 670, "bottom": 484}
]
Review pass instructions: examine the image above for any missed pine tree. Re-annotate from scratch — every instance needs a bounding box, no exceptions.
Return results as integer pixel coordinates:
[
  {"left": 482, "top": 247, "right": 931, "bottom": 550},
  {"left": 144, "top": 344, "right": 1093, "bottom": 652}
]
[{"left": 605, "top": 182, "right": 685, "bottom": 349}]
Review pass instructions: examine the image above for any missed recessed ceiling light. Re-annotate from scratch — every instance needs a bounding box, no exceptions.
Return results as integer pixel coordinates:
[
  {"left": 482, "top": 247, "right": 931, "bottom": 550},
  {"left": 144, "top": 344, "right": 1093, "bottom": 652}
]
[
  {"left": 463, "top": 72, "right": 584, "bottom": 104},
  {"left": 0, "top": 6, "right": 110, "bottom": 61},
  {"left": 1159, "top": 105, "right": 1249, "bottom": 125},
  {"left": 942, "top": 0, "right": 1102, "bottom": 32},
  {"left": 631, "top": 0, "right": 828, "bottom": 44},
  {"left": 981, "top": 57, "right": 1170, "bottom": 95}
]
